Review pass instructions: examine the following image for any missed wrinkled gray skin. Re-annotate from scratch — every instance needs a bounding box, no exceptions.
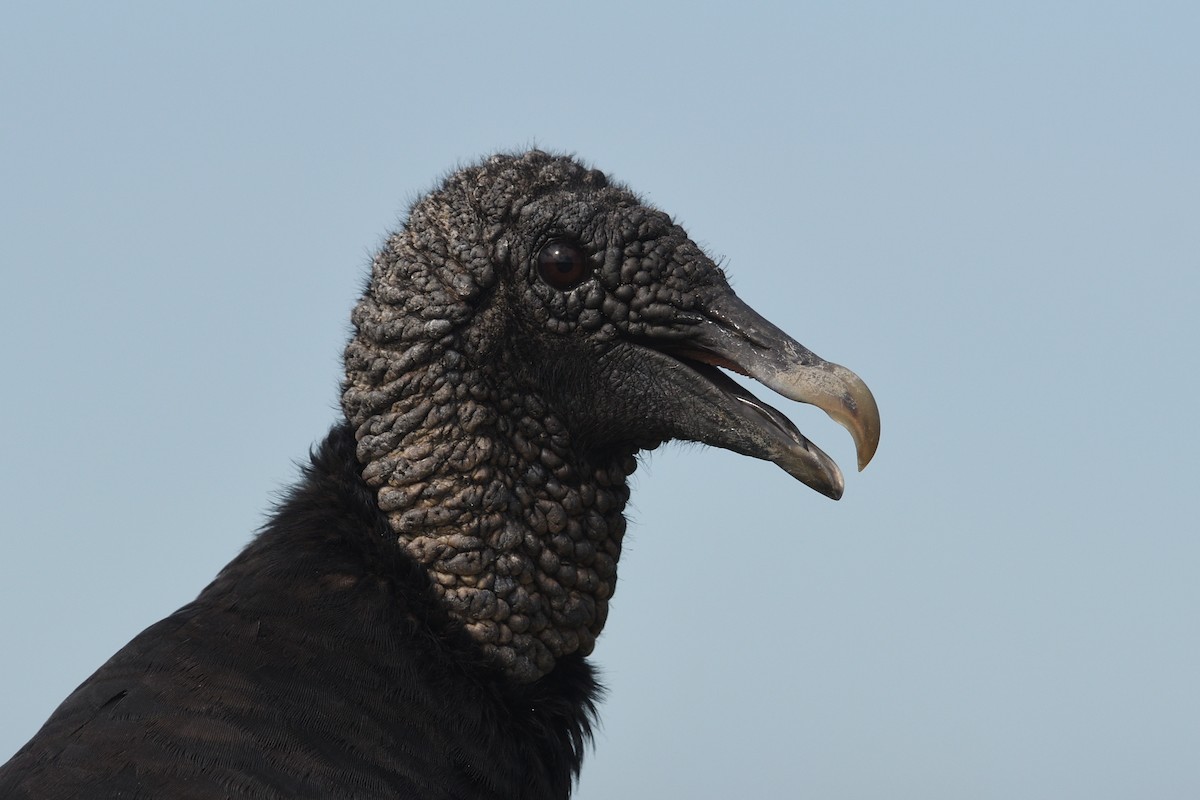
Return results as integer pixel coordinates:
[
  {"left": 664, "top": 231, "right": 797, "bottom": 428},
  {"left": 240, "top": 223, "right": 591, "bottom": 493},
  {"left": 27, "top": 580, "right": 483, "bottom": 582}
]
[{"left": 343, "top": 151, "right": 877, "bottom": 682}]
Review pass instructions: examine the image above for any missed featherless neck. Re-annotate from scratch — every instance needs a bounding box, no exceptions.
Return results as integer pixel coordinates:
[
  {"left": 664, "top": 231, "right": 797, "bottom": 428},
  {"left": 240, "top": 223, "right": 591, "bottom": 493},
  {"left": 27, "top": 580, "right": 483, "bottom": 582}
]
[{"left": 344, "top": 351, "right": 634, "bottom": 683}]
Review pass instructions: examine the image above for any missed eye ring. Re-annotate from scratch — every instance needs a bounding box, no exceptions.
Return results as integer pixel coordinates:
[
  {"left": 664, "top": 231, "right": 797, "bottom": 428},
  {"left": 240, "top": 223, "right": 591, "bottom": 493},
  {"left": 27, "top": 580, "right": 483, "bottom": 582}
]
[{"left": 536, "top": 239, "right": 591, "bottom": 290}]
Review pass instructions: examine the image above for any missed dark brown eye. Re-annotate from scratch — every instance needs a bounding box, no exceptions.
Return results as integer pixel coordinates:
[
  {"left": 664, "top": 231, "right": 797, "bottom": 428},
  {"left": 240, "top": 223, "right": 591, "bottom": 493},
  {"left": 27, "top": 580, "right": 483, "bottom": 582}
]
[{"left": 536, "top": 240, "right": 590, "bottom": 290}]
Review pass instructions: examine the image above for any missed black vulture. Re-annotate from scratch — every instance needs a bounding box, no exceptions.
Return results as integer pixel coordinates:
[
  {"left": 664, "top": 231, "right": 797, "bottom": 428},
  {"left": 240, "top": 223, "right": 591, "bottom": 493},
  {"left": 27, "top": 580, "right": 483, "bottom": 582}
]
[{"left": 0, "top": 151, "right": 879, "bottom": 799}]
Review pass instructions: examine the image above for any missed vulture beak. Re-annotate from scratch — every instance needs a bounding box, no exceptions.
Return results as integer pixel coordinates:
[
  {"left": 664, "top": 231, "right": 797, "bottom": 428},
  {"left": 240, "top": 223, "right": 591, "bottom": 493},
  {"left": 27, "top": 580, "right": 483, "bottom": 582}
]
[{"left": 664, "top": 293, "right": 880, "bottom": 500}]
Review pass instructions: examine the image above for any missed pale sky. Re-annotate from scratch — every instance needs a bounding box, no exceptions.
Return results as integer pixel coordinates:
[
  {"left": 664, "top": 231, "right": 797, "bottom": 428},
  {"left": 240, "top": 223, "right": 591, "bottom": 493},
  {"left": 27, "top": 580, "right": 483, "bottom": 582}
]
[{"left": 2, "top": 3, "right": 1198, "bottom": 797}]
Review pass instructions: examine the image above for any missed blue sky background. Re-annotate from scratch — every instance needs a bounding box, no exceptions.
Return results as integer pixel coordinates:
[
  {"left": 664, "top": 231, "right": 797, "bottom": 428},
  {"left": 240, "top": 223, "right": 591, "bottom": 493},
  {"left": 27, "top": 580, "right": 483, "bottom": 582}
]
[{"left": 2, "top": 3, "right": 1197, "bottom": 797}]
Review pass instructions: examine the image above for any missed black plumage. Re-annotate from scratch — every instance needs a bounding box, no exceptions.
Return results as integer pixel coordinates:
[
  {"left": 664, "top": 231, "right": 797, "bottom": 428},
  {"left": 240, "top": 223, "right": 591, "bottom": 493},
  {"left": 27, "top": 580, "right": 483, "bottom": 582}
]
[{"left": 0, "top": 151, "right": 879, "bottom": 799}]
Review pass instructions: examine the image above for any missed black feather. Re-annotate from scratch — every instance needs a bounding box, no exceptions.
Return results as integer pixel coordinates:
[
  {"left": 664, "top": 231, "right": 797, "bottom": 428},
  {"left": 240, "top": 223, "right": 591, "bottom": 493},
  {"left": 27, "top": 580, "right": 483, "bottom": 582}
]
[{"left": 0, "top": 425, "right": 598, "bottom": 799}]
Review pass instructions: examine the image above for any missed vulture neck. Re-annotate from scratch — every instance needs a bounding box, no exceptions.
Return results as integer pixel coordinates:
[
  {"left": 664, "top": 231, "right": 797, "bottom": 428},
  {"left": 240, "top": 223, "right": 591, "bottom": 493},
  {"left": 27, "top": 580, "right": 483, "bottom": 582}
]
[{"left": 346, "top": 354, "right": 634, "bottom": 684}]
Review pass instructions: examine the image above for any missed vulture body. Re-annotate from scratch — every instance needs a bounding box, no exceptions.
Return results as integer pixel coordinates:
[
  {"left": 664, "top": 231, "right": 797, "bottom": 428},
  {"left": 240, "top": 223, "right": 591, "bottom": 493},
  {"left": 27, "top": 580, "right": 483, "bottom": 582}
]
[{"left": 0, "top": 151, "right": 879, "bottom": 799}]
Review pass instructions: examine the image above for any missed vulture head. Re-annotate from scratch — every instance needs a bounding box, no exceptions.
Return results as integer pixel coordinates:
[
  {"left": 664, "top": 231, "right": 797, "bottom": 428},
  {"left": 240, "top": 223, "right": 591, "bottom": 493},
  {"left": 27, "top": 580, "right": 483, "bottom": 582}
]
[{"left": 342, "top": 151, "right": 879, "bottom": 682}]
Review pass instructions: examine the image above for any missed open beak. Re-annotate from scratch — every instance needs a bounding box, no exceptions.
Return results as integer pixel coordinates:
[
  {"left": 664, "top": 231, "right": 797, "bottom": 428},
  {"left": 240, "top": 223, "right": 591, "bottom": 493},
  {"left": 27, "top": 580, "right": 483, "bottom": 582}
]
[{"left": 665, "top": 293, "right": 880, "bottom": 500}]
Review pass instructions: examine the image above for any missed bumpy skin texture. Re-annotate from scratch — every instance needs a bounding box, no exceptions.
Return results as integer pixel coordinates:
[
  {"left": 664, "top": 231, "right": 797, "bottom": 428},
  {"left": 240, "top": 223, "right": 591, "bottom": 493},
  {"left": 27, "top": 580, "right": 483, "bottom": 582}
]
[
  {"left": 343, "top": 152, "right": 732, "bottom": 682},
  {"left": 0, "top": 151, "right": 829, "bottom": 799}
]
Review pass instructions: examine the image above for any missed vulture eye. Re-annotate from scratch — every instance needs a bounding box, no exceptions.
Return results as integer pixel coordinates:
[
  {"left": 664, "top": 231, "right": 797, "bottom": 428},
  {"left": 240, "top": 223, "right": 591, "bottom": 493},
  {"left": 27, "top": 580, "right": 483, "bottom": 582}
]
[{"left": 537, "top": 240, "right": 590, "bottom": 290}]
